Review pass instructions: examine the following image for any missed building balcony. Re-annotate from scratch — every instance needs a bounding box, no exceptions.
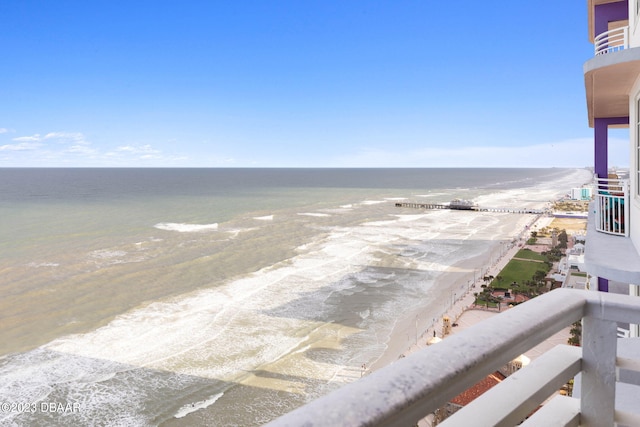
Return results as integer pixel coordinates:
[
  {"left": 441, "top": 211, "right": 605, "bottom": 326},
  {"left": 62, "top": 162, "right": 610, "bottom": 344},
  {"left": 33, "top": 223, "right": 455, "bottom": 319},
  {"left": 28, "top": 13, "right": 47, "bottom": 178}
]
[
  {"left": 265, "top": 289, "right": 640, "bottom": 427},
  {"left": 588, "top": 0, "right": 629, "bottom": 43},
  {"left": 594, "top": 176, "right": 628, "bottom": 236},
  {"left": 584, "top": 27, "right": 640, "bottom": 127},
  {"left": 594, "top": 25, "right": 628, "bottom": 56},
  {"left": 584, "top": 179, "right": 640, "bottom": 285}
]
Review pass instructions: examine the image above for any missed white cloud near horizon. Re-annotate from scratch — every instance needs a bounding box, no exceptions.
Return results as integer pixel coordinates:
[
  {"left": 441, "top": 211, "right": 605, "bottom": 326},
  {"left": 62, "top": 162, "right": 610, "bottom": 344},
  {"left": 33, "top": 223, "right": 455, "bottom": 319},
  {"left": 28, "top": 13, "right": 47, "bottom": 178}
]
[
  {"left": 0, "top": 127, "right": 631, "bottom": 168},
  {"left": 115, "top": 144, "right": 161, "bottom": 154},
  {"left": 44, "top": 132, "right": 87, "bottom": 142},
  {"left": 13, "top": 134, "right": 42, "bottom": 142},
  {"left": 66, "top": 144, "right": 97, "bottom": 155},
  {"left": 0, "top": 142, "right": 42, "bottom": 151},
  {"left": 332, "top": 137, "right": 630, "bottom": 168},
  {"left": 12, "top": 132, "right": 89, "bottom": 144}
]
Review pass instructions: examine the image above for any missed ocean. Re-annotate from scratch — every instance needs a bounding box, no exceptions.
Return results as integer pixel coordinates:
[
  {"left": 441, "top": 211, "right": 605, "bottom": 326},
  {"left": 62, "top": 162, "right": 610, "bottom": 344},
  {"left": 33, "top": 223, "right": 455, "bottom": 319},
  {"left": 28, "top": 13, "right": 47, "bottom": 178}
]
[{"left": 0, "top": 168, "right": 591, "bottom": 426}]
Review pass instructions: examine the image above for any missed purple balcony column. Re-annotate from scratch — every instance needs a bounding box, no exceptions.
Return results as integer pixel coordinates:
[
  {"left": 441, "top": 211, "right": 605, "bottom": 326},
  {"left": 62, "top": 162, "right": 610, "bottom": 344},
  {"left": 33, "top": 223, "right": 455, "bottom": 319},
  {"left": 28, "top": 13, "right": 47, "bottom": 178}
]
[
  {"left": 594, "top": 0, "right": 628, "bottom": 37},
  {"left": 594, "top": 117, "right": 629, "bottom": 292},
  {"left": 594, "top": 119, "right": 607, "bottom": 291},
  {"left": 598, "top": 277, "right": 609, "bottom": 292},
  {"left": 593, "top": 117, "right": 627, "bottom": 178},
  {"left": 594, "top": 118, "right": 609, "bottom": 180}
]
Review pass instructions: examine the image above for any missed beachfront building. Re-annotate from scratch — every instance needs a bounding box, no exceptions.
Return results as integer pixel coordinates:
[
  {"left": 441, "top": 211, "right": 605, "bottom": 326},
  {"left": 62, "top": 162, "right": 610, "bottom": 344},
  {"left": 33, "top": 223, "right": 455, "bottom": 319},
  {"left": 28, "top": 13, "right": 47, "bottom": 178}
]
[
  {"left": 583, "top": 0, "right": 640, "bottom": 338},
  {"left": 262, "top": 3, "right": 640, "bottom": 426},
  {"left": 570, "top": 186, "right": 593, "bottom": 201}
]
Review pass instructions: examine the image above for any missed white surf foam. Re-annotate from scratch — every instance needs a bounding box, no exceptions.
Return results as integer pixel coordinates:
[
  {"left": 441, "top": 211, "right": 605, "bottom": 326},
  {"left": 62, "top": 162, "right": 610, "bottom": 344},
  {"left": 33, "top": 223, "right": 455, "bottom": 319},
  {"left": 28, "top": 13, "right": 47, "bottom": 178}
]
[
  {"left": 45, "top": 205, "right": 443, "bottom": 383},
  {"left": 225, "top": 227, "right": 258, "bottom": 238},
  {"left": 474, "top": 170, "right": 592, "bottom": 210},
  {"left": 298, "top": 212, "right": 330, "bottom": 217},
  {"left": 154, "top": 223, "right": 219, "bottom": 232},
  {"left": 26, "top": 262, "right": 60, "bottom": 268},
  {"left": 254, "top": 215, "right": 274, "bottom": 221},
  {"left": 174, "top": 392, "right": 224, "bottom": 418},
  {"left": 90, "top": 250, "right": 128, "bottom": 259},
  {"left": 392, "top": 214, "right": 431, "bottom": 222},
  {"left": 416, "top": 193, "right": 448, "bottom": 198}
]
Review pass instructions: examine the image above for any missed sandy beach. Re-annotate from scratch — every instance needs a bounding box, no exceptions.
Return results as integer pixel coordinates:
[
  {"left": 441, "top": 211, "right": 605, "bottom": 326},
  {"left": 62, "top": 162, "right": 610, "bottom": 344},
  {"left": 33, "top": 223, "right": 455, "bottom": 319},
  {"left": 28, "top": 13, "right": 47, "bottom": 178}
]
[
  {"left": 369, "top": 213, "right": 558, "bottom": 372},
  {"left": 365, "top": 214, "right": 568, "bottom": 427}
]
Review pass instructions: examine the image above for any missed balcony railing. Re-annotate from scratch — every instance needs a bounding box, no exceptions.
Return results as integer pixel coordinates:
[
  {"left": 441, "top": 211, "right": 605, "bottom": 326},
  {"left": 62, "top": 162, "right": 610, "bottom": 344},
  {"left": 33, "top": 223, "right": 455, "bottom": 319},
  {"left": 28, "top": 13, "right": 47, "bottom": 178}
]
[
  {"left": 264, "top": 289, "right": 640, "bottom": 427},
  {"left": 595, "top": 26, "right": 629, "bottom": 56},
  {"left": 594, "top": 176, "right": 629, "bottom": 236}
]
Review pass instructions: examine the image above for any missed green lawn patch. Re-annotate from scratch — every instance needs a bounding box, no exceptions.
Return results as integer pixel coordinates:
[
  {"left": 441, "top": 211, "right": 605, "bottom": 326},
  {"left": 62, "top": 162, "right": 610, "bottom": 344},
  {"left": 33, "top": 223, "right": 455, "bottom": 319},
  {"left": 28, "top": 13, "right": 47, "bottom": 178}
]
[
  {"left": 492, "top": 257, "right": 550, "bottom": 293},
  {"left": 514, "top": 249, "right": 547, "bottom": 262},
  {"left": 474, "top": 298, "right": 498, "bottom": 308}
]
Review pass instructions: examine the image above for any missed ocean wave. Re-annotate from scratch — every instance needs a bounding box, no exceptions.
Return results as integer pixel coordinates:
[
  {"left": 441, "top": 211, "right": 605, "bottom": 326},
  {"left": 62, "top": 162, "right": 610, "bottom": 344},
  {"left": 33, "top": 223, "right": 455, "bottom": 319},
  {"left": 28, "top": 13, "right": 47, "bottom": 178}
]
[
  {"left": 225, "top": 228, "right": 258, "bottom": 239},
  {"left": 416, "top": 193, "right": 448, "bottom": 198},
  {"left": 392, "top": 214, "right": 431, "bottom": 222},
  {"left": 174, "top": 392, "right": 224, "bottom": 418},
  {"left": 26, "top": 262, "right": 60, "bottom": 268},
  {"left": 88, "top": 249, "right": 149, "bottom": 267},
  {"left": 154, "top": 223, "right": 219, "bottom": 232},
  {"left": 90, "top": 250, "right": 128, "bottom": 259},
  {"left": 297, "top": 212, "right": 330, "bottom": 217},
  {"left": 253, "top": 215, "right": 274, "bottom": 221}
]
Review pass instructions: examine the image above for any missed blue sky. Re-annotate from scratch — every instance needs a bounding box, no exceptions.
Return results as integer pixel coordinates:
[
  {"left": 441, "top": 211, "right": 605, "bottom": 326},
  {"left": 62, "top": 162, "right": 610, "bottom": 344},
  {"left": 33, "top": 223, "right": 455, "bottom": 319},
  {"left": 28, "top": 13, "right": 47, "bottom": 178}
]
[{"left": 0, "top": 1, "right": 629, "bottom": 167}]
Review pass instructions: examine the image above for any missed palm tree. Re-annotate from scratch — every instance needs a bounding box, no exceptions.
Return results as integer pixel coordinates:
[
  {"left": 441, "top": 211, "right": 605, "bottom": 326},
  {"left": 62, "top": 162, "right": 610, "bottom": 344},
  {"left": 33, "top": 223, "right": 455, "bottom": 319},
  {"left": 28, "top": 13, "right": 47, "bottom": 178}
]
[
  {"left": 533, "top": 270, "right": 547, "bottom": 283},
  {"left": 568, "top": 321, "right": 582, "bottom": 346}
]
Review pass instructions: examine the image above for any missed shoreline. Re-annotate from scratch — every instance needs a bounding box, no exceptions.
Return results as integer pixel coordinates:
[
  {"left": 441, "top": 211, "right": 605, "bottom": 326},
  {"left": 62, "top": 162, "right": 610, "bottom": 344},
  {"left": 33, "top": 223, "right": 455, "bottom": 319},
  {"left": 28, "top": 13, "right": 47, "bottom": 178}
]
[{"left": 369, "top": 213, "right": 553, "bottom": 373}]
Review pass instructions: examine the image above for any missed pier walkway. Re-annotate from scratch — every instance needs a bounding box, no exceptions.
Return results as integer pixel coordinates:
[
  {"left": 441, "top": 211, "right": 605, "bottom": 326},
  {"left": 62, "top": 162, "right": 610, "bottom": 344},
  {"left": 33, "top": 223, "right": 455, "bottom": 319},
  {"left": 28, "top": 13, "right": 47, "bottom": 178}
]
[{"left": 394, "top": 202, "right": 545, "bottom": 215}]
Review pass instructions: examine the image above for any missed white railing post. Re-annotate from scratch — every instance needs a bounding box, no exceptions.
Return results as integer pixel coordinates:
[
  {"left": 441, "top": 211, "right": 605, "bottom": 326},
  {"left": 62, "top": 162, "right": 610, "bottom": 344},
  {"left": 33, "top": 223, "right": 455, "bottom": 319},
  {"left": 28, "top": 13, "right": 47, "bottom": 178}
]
[
  {"left": 625, "top": 182, "right": 630, "bottom": 236},
  {"left": 624, "top": 25, "right": 629, "bottom": 51},
  {"left": 580, "top": 316, "right": 617, "bottom": 426}
]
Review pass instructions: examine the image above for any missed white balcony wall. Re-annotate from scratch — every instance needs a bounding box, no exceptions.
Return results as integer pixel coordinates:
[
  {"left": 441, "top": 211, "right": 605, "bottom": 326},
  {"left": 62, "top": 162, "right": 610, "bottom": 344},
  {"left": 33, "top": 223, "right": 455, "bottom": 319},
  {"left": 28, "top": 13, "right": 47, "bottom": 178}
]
[
  {"left": 631, "top": 0, "right": 640, "bottom": 47},
  {"left": 630, "top": 75, "right": 640, "bottom": 254}
]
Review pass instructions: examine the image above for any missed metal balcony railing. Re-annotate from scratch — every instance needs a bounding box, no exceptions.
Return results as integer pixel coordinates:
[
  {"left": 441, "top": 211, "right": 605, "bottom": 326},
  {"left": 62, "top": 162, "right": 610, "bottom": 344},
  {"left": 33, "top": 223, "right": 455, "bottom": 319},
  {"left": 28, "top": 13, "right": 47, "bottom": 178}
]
[
  {"left": 595, "top": 26, "right": 629, "bottom": 56},
  {"left": 594, "top": 176, "right": 629, "bottom": 236},
  {"left": 264, "top": 289, "right": 640, "bottom": 427}
]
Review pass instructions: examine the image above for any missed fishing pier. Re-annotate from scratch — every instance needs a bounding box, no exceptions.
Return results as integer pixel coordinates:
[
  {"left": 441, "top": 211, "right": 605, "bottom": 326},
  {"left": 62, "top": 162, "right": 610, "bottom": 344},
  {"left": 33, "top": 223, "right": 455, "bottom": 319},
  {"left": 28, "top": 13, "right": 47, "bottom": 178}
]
[{"left": 394, "top": 202, "right": 545, "bottom": 215}]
